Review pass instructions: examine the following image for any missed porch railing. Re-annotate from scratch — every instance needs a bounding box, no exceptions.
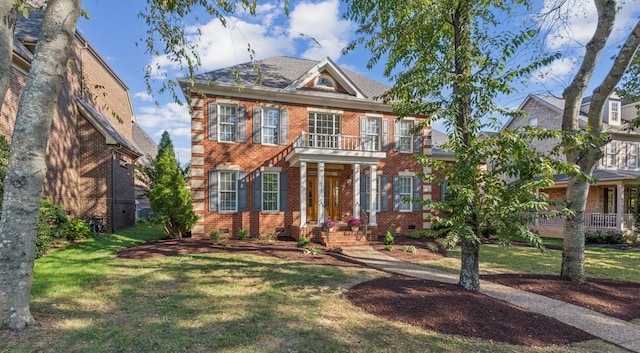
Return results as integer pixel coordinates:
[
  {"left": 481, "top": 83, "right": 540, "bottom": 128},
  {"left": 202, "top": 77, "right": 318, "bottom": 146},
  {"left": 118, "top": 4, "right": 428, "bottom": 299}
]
[
  {"left": 532, "top": 213, "right": 634, "bottom": 230},
  {"left": 293, "top": 132, "right": 378, "bottom": 151}
]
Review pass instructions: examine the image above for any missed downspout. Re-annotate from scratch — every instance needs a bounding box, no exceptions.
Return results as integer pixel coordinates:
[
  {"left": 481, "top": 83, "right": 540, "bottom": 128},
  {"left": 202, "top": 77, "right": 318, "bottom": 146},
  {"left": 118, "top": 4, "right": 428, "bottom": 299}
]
[{"left": 111, "top": 147, "right": 116, "bottom": 232}]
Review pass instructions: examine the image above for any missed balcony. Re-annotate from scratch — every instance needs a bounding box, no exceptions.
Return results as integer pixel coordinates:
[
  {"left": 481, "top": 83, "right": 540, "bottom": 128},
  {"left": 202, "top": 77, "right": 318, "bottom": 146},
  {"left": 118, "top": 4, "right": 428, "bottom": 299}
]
[{"left": 285, "top": 132, "right": 387, "bottom": 166}]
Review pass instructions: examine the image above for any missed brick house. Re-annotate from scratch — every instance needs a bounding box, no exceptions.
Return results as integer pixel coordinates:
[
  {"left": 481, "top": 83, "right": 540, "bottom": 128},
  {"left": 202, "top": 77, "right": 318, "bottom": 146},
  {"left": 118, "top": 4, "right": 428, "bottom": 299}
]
[
  {"left": 504, "top": 94, "right": 640, "bottom": 237},
  {"left": 0, "top": 13, "right": 142, "bottom": 231},
  {"left": 182, "top": 56, "right": 446, "bottom": 246}
]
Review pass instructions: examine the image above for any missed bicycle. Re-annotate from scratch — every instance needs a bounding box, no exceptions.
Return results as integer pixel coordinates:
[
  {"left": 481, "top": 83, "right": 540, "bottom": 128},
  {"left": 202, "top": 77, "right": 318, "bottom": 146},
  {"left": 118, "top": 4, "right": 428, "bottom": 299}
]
[{"left": 89, "top": 216, "right": 105, "bottom": 235}]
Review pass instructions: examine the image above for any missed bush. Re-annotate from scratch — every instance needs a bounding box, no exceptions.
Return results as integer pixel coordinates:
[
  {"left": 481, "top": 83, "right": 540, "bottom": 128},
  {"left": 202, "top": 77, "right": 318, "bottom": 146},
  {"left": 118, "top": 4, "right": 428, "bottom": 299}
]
[
  {"left": 36, "top": 198, "right": 69, "bottom": 258},
  {"left": 585, "top": 230, "right": 624, "bottom": 244},
  {"left": 384, "top": 244, "right": 394, "bottom": 251},
  {"left": 384, "top": 231, "right": 395, "bottom": 245},
  {"left": 297, "top": 234, "right": 309, "bottom": 247},
  {"left": 402, "top": 245, "right": 418, "bottom": 254},
  {"left": 62, "top": 219, "right": 92, "bottom": 241},
  {"left": 210, "top": 229, "right": 221, "bottom": 244},
  {"left": 407, "top": 231, "right": 426, "bottom": 239},
  {"left": 237, "top": 228, "right": 249, "bottom": 240}
]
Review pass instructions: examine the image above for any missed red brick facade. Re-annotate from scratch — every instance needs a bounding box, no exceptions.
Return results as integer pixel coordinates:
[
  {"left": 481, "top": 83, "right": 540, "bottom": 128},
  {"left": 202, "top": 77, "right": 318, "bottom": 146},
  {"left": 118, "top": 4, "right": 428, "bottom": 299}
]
[
  {"left": 1, "top": 26, "right": 139, "bottom": 231},
  {"left": 186, "top": 58, "right": 441, "bottom": 240}
]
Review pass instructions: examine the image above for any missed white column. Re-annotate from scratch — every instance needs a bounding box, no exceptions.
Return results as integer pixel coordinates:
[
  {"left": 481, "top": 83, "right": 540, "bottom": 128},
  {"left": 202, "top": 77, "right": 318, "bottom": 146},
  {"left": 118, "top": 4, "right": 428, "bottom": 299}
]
[
  {"left": 318, "top": 162, "right": 325, "bottom": 223},
  {"left": 616, "top": 182, "right": 624, "bottom": 231},
  {"left": 300, "top": 162, "right": 307, "bottom": 227},
  {"left": 369, "top": 164, "right": 377, "bottom": 226},
  {"left": 353, "top": 163, "right": 361, "bottom": 219}
]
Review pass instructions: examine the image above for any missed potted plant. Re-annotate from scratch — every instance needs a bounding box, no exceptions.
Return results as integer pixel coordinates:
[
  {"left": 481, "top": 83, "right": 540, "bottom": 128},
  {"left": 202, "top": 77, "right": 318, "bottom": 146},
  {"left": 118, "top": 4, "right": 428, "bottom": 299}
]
[
  {"left": 347, "top": 217, "right": 361, "bottom": 232},
  {"left": 322, "top": 219, "right": 337, "bottom": 232}
]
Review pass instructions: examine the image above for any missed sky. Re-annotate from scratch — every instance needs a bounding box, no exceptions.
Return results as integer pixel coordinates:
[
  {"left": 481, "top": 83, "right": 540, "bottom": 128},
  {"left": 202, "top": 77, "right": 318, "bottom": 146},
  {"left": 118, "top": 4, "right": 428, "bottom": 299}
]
[{"left": 76, "top": 0, "right": 640, "bottom": 164}]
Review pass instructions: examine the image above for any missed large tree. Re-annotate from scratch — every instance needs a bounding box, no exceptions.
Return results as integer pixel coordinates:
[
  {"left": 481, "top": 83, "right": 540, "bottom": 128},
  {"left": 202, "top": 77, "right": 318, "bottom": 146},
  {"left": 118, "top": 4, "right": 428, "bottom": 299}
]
[
  {"left": 345, "top": 0, "right": 570, "bottom": 290},
  {"left": 0, "top": 0, "right": 83, "bottom": 331},
  {"left": 0, "top": 0, "right": 279, "bottom": 332},
  {"left": 559, "top": 0, "right": 640, "bottom": 283}
]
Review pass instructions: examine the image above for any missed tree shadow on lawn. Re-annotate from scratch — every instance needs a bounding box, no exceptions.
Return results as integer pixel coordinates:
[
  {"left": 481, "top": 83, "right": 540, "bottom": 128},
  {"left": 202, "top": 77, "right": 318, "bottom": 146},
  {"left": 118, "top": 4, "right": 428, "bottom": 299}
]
[{"left": 112, "top": 236, "right": 618, "bottom": 349}]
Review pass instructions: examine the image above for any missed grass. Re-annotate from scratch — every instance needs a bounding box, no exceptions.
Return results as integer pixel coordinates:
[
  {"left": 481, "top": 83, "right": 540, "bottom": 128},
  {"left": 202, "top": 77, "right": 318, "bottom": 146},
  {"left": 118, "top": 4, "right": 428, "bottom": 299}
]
[
  {"left": 0, "top": 223, "right": 629, "bottom": 352},
  {"left": 423, "top": 243, "right": 640, "bottom": 282}
]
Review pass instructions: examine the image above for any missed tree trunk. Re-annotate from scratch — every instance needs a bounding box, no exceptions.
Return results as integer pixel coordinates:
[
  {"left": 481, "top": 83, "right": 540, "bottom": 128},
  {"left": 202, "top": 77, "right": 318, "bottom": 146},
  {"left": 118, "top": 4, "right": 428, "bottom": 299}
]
[
  {"left": 561, "top": 178, "right": 588, "bottom": 282},
  {"left": 0, "top": 0, "right": 82, "bottom": 331},
  {"left": 0, "top": 3, "right": 16, "bottom": 105},
  {"left": 559, "top": 0, "right": 640, "bottom": 282},
  {"left": 459, "top": 236, "right": 480, "bottom": 291}
]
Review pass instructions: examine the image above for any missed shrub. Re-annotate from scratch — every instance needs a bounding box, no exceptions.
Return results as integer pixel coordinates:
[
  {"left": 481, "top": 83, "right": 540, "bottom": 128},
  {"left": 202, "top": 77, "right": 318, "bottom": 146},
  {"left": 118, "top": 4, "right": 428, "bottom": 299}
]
[
  {"left": 62, "top": 219, "right": 92, "bottom": 241},
  {"left": 303, "top": 246, "right": 324, "bottom": 255},
  {"left": 209, "top": 229, "right": 221, "bottom": 244},
  {"left": 585, "top": 230, "right": 624, "bottom": 244},
  {"left": 322, "top": 219, "right": 337, "bottom": 229},
  {"left": 384, "top": 244, "right": 394, "bottom": 251},
  {"left": 297, "top": 234, "right": 309, "bottom": 247},
  {"left": 237, "top": 228, "right": 249, "bottom": 240},
  {"left": 426, "top": 244, "right": 440, "bottom": 253},
  {"left": 407, "top": 231, "right": 426, "bottom": 239},
  {"left": 330, "top": 247, "right": 343, "bottom": 254},
  {"left": 347, "top": 217, "right": 361, "bottom": 227},
  {"left": 36, "top": 198, "right": 69, "bottom": 258},
  {"left": 258, "top": 232, "right": 277, "bottom": 244},
  {"left": 384, "top": 231, "right": 395, "bottom": 245},
  {"left": 402, "top": 245, "right": 418, "bottom": 254}
]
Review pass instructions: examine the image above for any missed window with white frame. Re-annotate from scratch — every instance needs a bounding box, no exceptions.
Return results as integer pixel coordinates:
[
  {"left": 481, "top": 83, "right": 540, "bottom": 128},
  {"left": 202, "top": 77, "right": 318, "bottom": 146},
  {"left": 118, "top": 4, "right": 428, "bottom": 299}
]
[
  {"left": 610, "top": 101, "right": 620, "bottom": 123},
  {"left": 262, "top": 109, "right": 279, "bottom": 145},
  {"left": 529, "top": 118, "right": 538, "bottom": 126},
  {"left": 606, "top": 142, "right": 616, "bottom": 167},
  {"left": 262, "top": 172, "right": 279, "bottom": 211},
  {"left": 364, "top": 117, "right": 381, "bottom": 151},
  {"left": 308, "top": 112, "right": 341, "bottom": 148},
  {"left": 630, "top": 144, "right": 638, "bottom": 168},
  {"left": 219, "top": 104, "right": 238, "bottom": 142},
  {"left": 365, "top": 175, "right": 381, "bottom": 211},
  {"left": 397, "top": 120, "right": 413, "bottom": 152},
  {"left": 219, "top": 171, "right": 238, "bottom": 211},
  {"left": 398, "top": 176, "right": 412, "bottom": 211}
]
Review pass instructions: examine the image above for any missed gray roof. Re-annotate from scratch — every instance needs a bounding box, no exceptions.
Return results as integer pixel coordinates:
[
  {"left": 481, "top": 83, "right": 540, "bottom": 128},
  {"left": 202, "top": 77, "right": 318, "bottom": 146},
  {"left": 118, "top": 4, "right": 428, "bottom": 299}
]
[
  {"left": 14, "top": 11, "right": 44, "bottom": 42},
  {"left": 431, "top": 129, "right": 449, "bottom": 152},
  {"left": 132, "top": 123, "right": 158, "bottom": 164},
  {"left": 77, "top": 98, "right": 140, "bottom": 156},
  {"left": 554, "top": 169, "right": 640, "bottom": 183},
  {"left": 192, "top": 56, "right": 390, "bottom": 100}
]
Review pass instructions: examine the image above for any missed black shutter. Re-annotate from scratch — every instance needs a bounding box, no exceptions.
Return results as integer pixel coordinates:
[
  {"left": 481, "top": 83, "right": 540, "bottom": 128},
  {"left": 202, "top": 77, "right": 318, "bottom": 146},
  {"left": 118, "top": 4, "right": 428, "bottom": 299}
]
[
  {"left": 252, "top": 171, "right": 262, "bottom": 211},
  {"left": 413, "top": 176, "right": 421, "bottom": 211},
  {"left": 279, "top": 172, "right": 288, "bottom": 211},
  {"left": 238, "top": 171, "right": 247, "bottom": 211},
  {"left": 209, "top": 170, "right": 218, "bottom": 211}
]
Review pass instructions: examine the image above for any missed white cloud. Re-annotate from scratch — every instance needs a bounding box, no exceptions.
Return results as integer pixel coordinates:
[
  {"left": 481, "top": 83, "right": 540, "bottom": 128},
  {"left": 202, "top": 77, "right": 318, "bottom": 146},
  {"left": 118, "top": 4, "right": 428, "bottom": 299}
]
[
  {"left": 289, "top": 0, "right": 354, "bottom": 60},
  {"left": 134, "top": 91, "right": 153, "bottom": 102},
  {"left": 532, "top": 57, "right": 577, "bottom": 85},
  {"left": 146, "top": 0, "right": 354, "bottom": 76}
]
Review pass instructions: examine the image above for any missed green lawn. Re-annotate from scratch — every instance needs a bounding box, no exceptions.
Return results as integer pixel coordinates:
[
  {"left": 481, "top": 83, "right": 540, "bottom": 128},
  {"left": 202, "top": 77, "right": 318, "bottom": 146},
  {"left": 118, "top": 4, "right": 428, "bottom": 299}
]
[
  {"left": 0, "top": 223, "right": 629, "bottom": 353},
  {"left": 423, "top": 242, "right": 640, "bottom": 282}
]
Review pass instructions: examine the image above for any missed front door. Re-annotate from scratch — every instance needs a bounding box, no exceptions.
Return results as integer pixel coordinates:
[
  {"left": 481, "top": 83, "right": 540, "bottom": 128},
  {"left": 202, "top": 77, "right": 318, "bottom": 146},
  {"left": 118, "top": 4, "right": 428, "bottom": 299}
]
[{"left": 307, "top": 175, "right": 341, "bottom": 222}]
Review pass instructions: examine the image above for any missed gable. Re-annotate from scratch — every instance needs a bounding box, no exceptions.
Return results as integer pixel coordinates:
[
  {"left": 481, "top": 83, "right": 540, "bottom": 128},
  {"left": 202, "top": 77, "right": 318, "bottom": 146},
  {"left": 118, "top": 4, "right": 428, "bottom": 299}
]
[{"left": 285, "top": 57, "right": 366, "bottom": 98}]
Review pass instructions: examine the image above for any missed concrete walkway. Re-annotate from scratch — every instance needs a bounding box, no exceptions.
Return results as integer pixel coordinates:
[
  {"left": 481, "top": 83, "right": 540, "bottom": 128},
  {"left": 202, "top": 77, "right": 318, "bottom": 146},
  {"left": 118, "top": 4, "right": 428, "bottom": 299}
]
[{"left": 342, "top": 246, "right": 640, "bottom": 353}]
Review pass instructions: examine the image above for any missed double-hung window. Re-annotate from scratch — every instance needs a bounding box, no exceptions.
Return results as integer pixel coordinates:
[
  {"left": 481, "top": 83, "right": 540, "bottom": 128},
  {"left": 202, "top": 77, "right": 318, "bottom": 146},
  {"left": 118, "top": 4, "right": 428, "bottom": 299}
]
[
  {"left": 606, "top": 142, "right": 616, "bottom": 167},
  {"left": 395, "top": 120, "right": 413, "bottom": 152},
  {"left": 629, "top": 144, "right": 638, "bottom": 168},
  {"left": 219, "top": 104, "right": 238, "bottom": 142},
  {"left": 610, "top": 101, "right": 620, "bottom": 123},
  {"left": 398, "top": 177, "right": 412, "bottom": 211},
  {"left": 219, "top": 171, "right": 238, "bottom": 212},
  {"left": 365, "top": 175, "right": 381, "bottom": 211},
  {"left": 364, "top": 117, "right": 380, "bottom": 151},
  {"left": 262, "top": 109, "right": 279, "bottom": 145},
  {"left": 262, "top": 172, "right": 279, "bottom": 211}
]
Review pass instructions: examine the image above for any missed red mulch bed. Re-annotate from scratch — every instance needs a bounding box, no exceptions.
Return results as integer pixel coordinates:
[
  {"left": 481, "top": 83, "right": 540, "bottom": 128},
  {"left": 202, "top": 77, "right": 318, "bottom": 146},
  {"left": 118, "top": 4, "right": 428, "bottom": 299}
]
[{"left": 116, "top": 235, "right": 640, "bottom": 347}]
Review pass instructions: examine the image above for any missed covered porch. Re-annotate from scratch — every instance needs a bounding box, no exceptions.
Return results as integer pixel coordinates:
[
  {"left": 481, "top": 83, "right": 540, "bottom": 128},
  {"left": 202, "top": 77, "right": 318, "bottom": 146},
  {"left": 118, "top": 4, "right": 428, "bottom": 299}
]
[
  {"left": 285, "top": 132, "right": 387, "bottom": 245},
  {"left": 533, "top": 171, "right": 640, "bottom": 237}
]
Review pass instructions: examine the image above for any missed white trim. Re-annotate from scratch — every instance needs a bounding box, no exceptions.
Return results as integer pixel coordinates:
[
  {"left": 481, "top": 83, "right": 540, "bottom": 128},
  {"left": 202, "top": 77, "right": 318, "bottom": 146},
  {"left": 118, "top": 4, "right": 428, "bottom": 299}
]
[
  {"left": 398, "top": 176, "right": 413, "bottom": 212},
  {"left": 307, "top": 107, "right": 344, "bottom": 114},
  {"left": 215, "top": 163, "right": 240, "bottom": 171},
  {"left": 261, "top": 172, "right": 280, "bottom": 212},
  {"left": 260, "top": 166, "right": 282, "bottom": 172},
  {"left": 218, "top": 170, "right": 239, "bottom": 213},
  {"left": 398, "top": 170, "right": 415, "bottom": 176},
  {"left": 216, "top": 98, "right": 240, "bottom": 104}
]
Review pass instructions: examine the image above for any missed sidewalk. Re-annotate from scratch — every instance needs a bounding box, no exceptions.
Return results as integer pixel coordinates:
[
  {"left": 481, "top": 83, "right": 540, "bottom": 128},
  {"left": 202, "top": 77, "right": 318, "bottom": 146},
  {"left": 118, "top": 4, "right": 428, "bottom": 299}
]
[{"left": 342, "top": 246, "right": 640, "bottom": 353}]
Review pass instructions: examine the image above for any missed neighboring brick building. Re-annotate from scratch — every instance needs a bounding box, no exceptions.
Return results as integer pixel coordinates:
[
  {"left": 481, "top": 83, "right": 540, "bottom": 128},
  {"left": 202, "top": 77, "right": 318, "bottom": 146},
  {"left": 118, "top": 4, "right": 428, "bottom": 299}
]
[
  {"left": 182, "top": 56, "right": 446, "bottom": 246},
  {"left": 0, "top": 13, "right": 142, "bottom": 231},
  {"left": 504, "top": 94, "right": 640, "bottom": 237}
]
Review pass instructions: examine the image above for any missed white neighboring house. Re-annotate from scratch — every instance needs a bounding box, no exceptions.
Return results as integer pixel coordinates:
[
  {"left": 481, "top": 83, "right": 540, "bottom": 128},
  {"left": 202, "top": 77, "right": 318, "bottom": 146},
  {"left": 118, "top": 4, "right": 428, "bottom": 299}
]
[{"left": 503, "top": 94, "right": 640, "bottom": 237}]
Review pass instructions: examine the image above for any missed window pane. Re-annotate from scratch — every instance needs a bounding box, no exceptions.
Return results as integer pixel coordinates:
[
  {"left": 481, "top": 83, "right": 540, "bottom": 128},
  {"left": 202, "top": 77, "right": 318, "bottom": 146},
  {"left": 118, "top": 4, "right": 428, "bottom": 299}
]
[
  {"left": 398, "top": 120, "right": 412, "bottom": 152},
  {"left": 262, "top": 173, "right": 279, "bottom": 211},
  {"left": 219, "top": 105, "right": 238, "bottom": 142},
  {"left": 219, "top": 171, "right": 237, "bottom": 211},
  {"left": 262, "top": 109, "right": 279, "bottom": 144},
  {"left": 308, "top": 112, "right": 341, "bottom": 148},
  {"left": 399, "top": 177, "right": 412, "bottom": 211}
]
